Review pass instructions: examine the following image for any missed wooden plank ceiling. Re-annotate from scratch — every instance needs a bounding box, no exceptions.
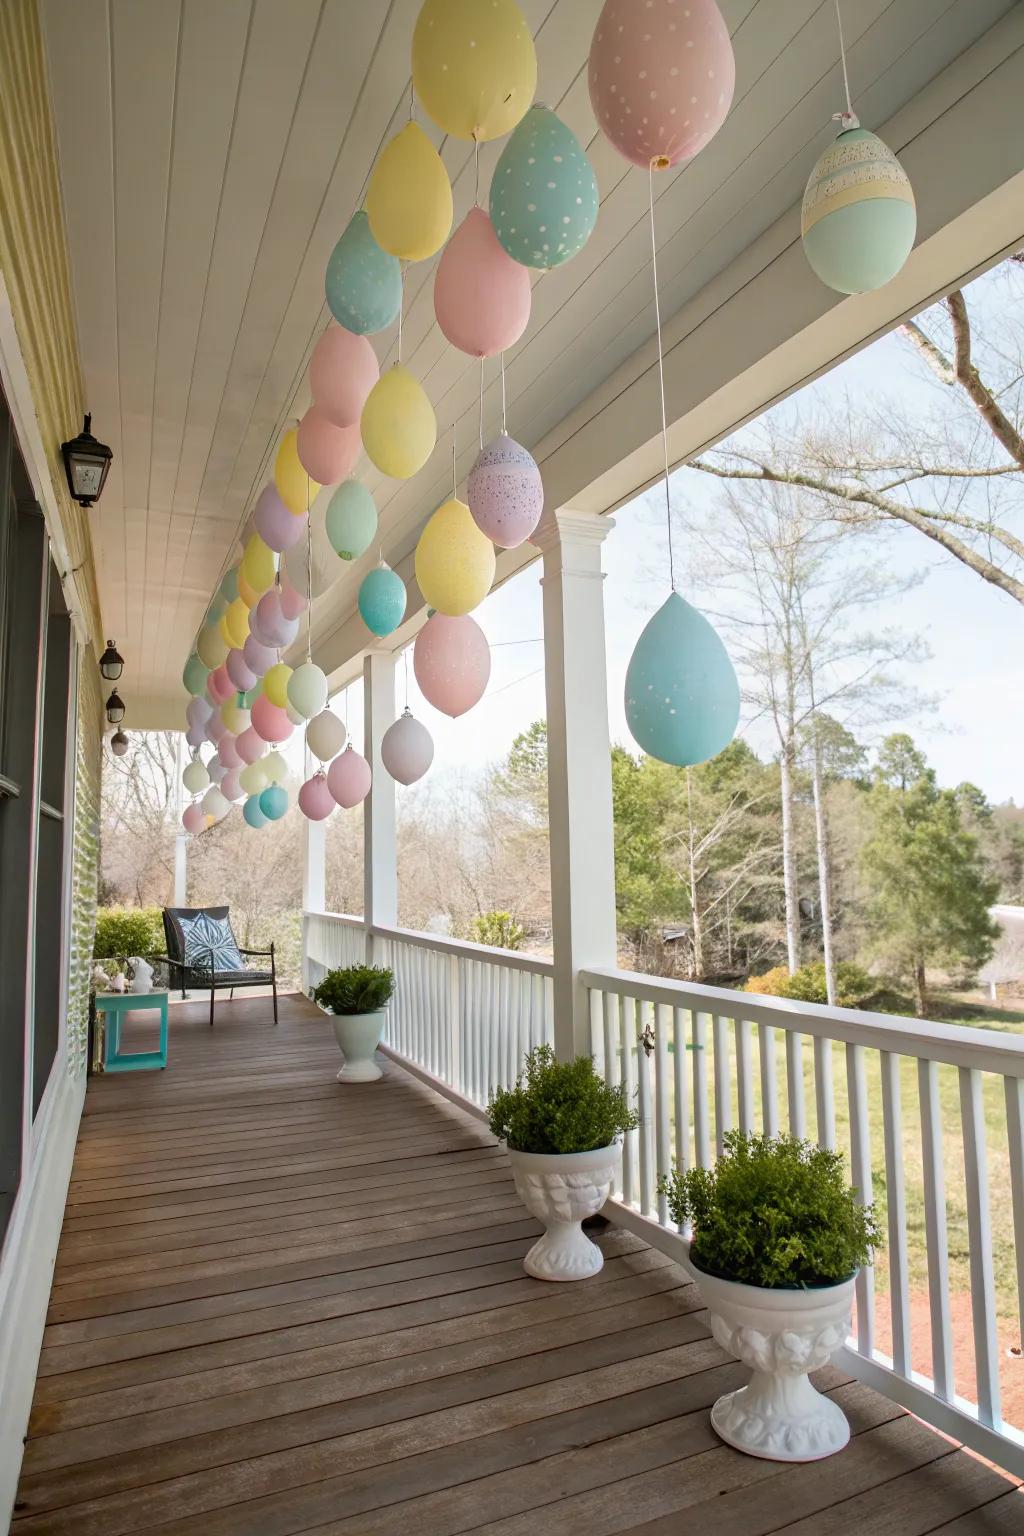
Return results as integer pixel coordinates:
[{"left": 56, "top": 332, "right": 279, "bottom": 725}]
[{"left": 41, "top": 0, "right": 1015, "bottom": 719}]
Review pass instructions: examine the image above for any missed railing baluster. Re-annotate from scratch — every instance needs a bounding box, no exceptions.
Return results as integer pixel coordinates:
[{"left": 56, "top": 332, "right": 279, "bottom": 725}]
[
  {"left": 449, "top": 953, "right": 462, "bottom": 1096},
  {"left": 673, "top": 1006, "right": 690, "bottom": 1181},
  {"left": 880, "top": 1050, "right": 911, "bottom": 1377},
  {"left": 918, "top": 1058, "right": 953, "bottom": 1401},
  {"left": 655, "top": 1002, "right": 671, "bottom": 1225},
  {"left": 736, "top": 1017, "right": 753, "bottom": 1134},
  {"left": 846, "top": 1042, "right": 875, "bottom": 1357},
  {"left": 814, "top": 1037, "right": 835, "bottom": 1150},
  {"left": 713, "top": 1014, "right": 732, "bottom": 1159},
  {"left": 760, "top": 1022, "right": 778, "bottom": 1136},
  {"left": 602, "top": 991, "right": 616, "bottom": 1090},
  {"left": 637, "top": 1002, "right": 654, "bottom": 1216},
  {"left": 959, "top": 1065, "right": 1001, "bottom": 1428},
  {"left": 620, "top": 994, "right": 637, "bottom": 1205},
  {"left": 498, "top": 962, "right": 511, "bottom": 1089},
  {"left": 786, "top": 1031, "right": 806, "bottom": 1139},
  {"left": 693, "top": 1012, "right": 710, "bottom": 1169},
  {"left": 1006, "top": 1075, "right": 1024, "bottom": 1371}
]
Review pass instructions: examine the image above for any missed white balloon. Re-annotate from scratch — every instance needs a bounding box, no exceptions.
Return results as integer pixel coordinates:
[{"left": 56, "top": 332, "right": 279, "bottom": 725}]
[
  {"left": 263, "top": 748, "right": 289, "bottom": 783},
  {"left": 306, "top": 709, "right": 346, "bottom": 763},
  {"left": 183, "top": 758, "right": 210, "bottom": 795},
  {"left": 207, "top": 753, "right": 227, "bottom": 784},
  {"left": 288, "top": 661, "right": 328, "bottom": 721},
  {"left": 203, "top": 785, "right": 231, "bottom": 819},
  {"left": 283, "top": 488, "right": 337, "bottom": 600},
  {"left": 381, "top": 708, "right": 434, "bottom": 785}
]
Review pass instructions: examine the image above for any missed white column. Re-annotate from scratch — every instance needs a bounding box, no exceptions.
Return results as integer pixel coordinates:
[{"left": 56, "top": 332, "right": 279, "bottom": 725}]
[
  {"left": 536, "top": 507, "right": 618, "bottom": 1060},
  {"left": 363, "top": 651, "right": 397, "bottom": 962},
  {"left": 301, "top": 742, "right": 326, "bottom": 991},
  {"left": 173, "top": 732, "right": 187, "bottom": 906}
]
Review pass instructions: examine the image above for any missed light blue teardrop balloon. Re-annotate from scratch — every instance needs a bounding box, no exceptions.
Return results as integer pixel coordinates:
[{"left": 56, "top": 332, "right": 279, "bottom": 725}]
[
  {"left": 260, "top": 784, "right": 289, "bottom": 821},
  {"left": 325, "top": 211, "right": 402, "bottom": 336},
  {"left": 182, "top": 652, "right": 209, "bottom": 696},
  {"left": 489, "top": 104, "right": 599, "bottom": 270},
  {"left": 219, "top": 567, "right": 239, "bottom": 603},
  {"left": 625, "top": 593, "right": 740, "bottom": 767},
  {"left": 243, "top": 794, "right": 267, "bottom": 829},
  {"left": 326, "top": 480, "right": 378, "bottom": 561},
  {"left": 358, "top": 565, "right": 407, "bottom": 638}
]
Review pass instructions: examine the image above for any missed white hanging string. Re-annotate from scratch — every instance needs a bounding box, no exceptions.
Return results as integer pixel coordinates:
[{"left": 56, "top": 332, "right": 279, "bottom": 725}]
[
  {"left": 500, "top": 351, "right": 507, "bottom": 435},
  {"left": 452, "top": 419, "right": 457, "bottom": 496},
  {"left": 833, "top": 0, "right": 856, "bottom": 125},
  {"left": 403, "top": 648, "right": 410, "bottom": 709},
  {"left": 648, "top": 162, "right": 677, "bottom": 593},
  {"left": 305, "top": 480, "right": 313, "bottom": 662},
  {"left": 397, "top": 267, "right": 404, "bottom": 363},
  {"left": 473, "top": 133, "right": 481, "bottom": 206},
  {"left": 478, "top": 357, "right": 485, "bottom": 449},
  {"left": 409, "top": 79, "right": 415, "bottom": 123}
]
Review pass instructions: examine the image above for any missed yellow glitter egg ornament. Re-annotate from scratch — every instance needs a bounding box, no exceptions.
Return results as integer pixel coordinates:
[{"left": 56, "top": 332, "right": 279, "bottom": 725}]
[
  {"left": 360, "top": 364, "right": 437, "bottom": 480},
  {"left": 414, "top": 497, "right": 496, "bottom": 616}
]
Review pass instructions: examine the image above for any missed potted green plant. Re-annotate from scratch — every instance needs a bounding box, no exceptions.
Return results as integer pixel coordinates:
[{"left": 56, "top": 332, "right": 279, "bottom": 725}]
[
  {"left": 659, "top": 1131, "right": 881, "bottom": 1462},
  {"left": 488, "top": 1045, "right": 638, "bottom": 1281},
  {"left": 311, "top": 964, "right": 395, "bottom": 1083}
]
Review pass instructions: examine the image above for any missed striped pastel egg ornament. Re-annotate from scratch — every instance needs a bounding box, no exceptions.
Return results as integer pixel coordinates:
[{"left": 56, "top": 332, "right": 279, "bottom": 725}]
[
  {"left": 467, "top": 434, "right": 544, "bottom": 548},
  {"left": 801, "top": 117, "right": 916, "bottom": 295}
]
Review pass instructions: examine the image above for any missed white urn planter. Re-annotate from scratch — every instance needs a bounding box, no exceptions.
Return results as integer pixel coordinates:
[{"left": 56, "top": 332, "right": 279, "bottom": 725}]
[
  {"left": 685, "top": 1251, "right": 856, "bottom": 1461},
  {"left": 326, "top": 1009, "right": 386, "bottom": 1083},
  {"left": 507, "top": 1144, "right": 620, "bottom": 1281}
]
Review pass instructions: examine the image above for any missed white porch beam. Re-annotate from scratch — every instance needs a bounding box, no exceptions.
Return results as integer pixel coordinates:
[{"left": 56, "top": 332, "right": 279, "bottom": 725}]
[{"left": 362, "top": 651, "right": 397, "bottom": 957}]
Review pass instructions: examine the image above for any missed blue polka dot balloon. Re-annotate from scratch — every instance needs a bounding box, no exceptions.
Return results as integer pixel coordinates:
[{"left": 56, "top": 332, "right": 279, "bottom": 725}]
[
  {"left": 325, "top": 211, "right": 402, "bottom": 335},
  {"left": 490, "top": 104, "right": 599, "bottom": 270}
]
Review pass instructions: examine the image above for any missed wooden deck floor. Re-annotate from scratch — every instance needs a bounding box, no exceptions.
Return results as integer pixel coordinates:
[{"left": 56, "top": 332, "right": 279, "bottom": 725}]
[{"left": 11, "top": 992, "right": 1022, "bottom": 1534}]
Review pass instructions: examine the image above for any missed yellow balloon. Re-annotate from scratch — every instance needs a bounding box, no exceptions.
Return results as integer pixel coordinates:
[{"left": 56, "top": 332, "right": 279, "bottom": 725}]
[
  {"left": 224, "top": 596, "right": 250, "bottom": 650},
  {"left": 274, "top": 428, "right": 320, "bottom": 515},
  {"left": 197, "top": 621, "right": 228, "bottom": 670},
  {"left": 367, "top": 122, "right": 453, "bottom": 261},
  {"left": 238, "top": 570, "right": 259, "bottom": 608},
  {"left": 412, "top": 0, "right": 536, "bottom": 143},
  {"left": 361, "top": 364, "right": 436, "bottom": 480},
  {"left": 240, "top": 533, "right": 276, "bottom": 596},
  {"left": 220, "top": 697, "right": 250, "bottom": 734},
  {"left": 239, "top": 759, "right": 268, "bottom": 796},
  {"left": 415, "top": 497, "right": 496, "bottom": 615},
  {"left": 263, "top": 662, "right": 293, "bottom": 709},
  {"left": 218, "top": 612, "right": 234, "bottom": 649}
]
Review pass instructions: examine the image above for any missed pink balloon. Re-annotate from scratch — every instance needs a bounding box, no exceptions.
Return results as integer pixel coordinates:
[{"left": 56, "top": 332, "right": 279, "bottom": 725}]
[
  {"left": 183, "top": 804, "right": 205, "bottom": 834},
  {"left": 434, "top": 208, "right": 531, "bottom": 358},
  {"left": 218, "top": 733, "right": 243, "bottom": 770},
  {"left": 467, "top": 433, "right": 544, "bottom": 548},
  {"left": 243, "top": 633, "right": 277, "bottom": 679},
  {"left": 310, "top": 325, "right": 380, "bottom": 428},
  {"left": 327, "top": 746, "right": 371, "bottom": 808},
  {"left": 298, "top": 771, "right": 336, "bottom": 821},
  {"left": 588, "top": 0, "right": 735, "bottom": 170},
  {"left": 222, "top": 767, "right": 245, "bottom": 802},
  {"left": 252, "top": 587, "right": 300, "bottom": 650},
  {"left": 254, "top": 484, "right": 308, "bottom": 554},
  {"left": 206, "top": 713, "right": 227, "bottom": 744},
  {"left": 208, "top": 663, "right": 233, "bottom": 704},
  {"left": 296, "top": 406, "right": 360, "bottom": 485},
  {"left": 279, "top": 566, "right": 308, "bottom": 621},
  {"left": 251, "top": 693, "right": 294, "bottom": 744},
  {"left": 186, "top": 723, "right": 205, "bottom": 750},
  {"left": 414, "top": 613, "right": 491, "bottom": 717},
  {"left": 226, "top": 646, "right": 258, "bottom": 692},
  {"left": 235, "top": 725, "right": 265, "bottom": 764}
]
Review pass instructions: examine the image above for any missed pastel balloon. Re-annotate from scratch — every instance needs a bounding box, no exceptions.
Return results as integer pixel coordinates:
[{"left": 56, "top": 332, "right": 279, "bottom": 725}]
[
  {"left": 381, "top": 708, "right": 434, "bottom": 786},
  {"left": 625, "top": 592, "right": 739, "bottom": 766},
  {"left": 183, "top": 758, "right": 210, "bottom": 795},
  {"left": 240, "top": 760, "right": 269, "bottom": 797},
  {"left": 252, "top": 587, "right": 299, "bottom": 650},
  {"left": 589, "top": 0, "right": 735, "bottom": 171},
  {"left": 415, "top": 498, "right": 495, "bottom": 615},
  {"left": 218, "top": 733, "right": 243, "bottom": 770},
  {"left": 367, "top": 121, "right": 453, "bottom": 261},
  {"left": 283, "top": 503, "right": 338, "bottom": 600},
  {"left": 226, "top": 646, "right": 258, "bottom": 693},
  {"left": 206, "top": 752, "right": 226, "bottom": 785},
  {"left": 221, "top": 766, "right": 245, "bottom": 802},
  {"left": 243, "top": 633, "right": 277, "bottom": 679},
  {"left": 185, "top": 724, "right": 205, "bottom": 750},
  {"left": 412, "top": 0, "right": 536, "bottom": 143},
  {"left": 279, "top": 566, "right": 308, "bottom": 620},
  {"left": 262, "top": 748, "right": 288, "bottom": 784},
  {"left": 255, "top": 484, "right": 308, "bottom": 553},
  {"left": 285, "top": 700, "right": 305, "bottom": 728},
  {"left": 243, "top": 793, "right": 267, "bottom": 829},
  {"left": 325, "top": 210, "right": 402, "bottom": 336},
  {"left": 220, "top": 697, "right": 250, "bottom": 735},
  {"left": 359, "top": 563, "right": 407, "bottom": 637},
  {"left": 223, "top": 596, "right": 250, "bottom": 650},
  {"left": 274, "top": 427, "right": 320, "bottom": 516},
  {"left": 182, "top": 802, "right": 205, "bottom": 834},
  {"left": 491, "top": 105, "right": 599, "bottom": 269},
  {"left": 262, "top": 663, "right": 292, "bottom": 709},
  {"left": 328, "top": 745, "right": 372, "bottom": 809},
  {"left": 182, "top": 652, "right": 209, "bottom": 696},
  {"left": 187, "top": 694, "right": 212, "bottom": 728},
  {"left": 306, "top": 709, "right": 347, "bottom": 763},
  {"left": 203, "top": 786, "right": 230, "bottom": 820},
  {"left": 241, "top": 532, "right": 276, "bottom": 595},
  {"left": 208, "top": 663, "right": 233, "bottom": 704},
  {"left": 197, "top": 621, "right": 228, "bottom": 670},
  {"left": 207, "top": 592, "right": 228, "bottom": 625},
  {"left": 297, "top": 406, "right": 360, "bottom": 485},
  {"left": 414, "top": 612, "right": 491, "bottom": 717},
  {"left": 259, "top": 784, "right": 289, "bottom": 821},
  {"left": 310, "top": 325, "right": 380, "bottom": 428},
  {"left": 288, "top": 661, "right": 328, "bottom": 720},
  {"left": 434, "top": 208, "right": 531, "bottom": 358},
  {"left": 467, "top": 433, "right": 543, "bottom": 547},
  {"left": 802, "top": 125, "right": 916, "bottom": 295},
  {"left": 219, "top": 567, "right": 240, "bottom": 604},
  {"left": 326, "top": 480, "right": 378, "bottom": 561},
  {"left": 360, "top": 364, "right": 436, "bottom": 479},
  {"left": 251, "top": 693, "right": 294, "bottom": 744},
  {"left": 238, "top": 570, "right": 260, "bottom": 608},
  {"left": 206, "top": 712, "right": 228, "bottom": 744},
  {"left": 235, "top": 725, "right": 265, "bottom": 765},
  {"left": 299, "top": 771, "right": 335, "bottom": 821}
]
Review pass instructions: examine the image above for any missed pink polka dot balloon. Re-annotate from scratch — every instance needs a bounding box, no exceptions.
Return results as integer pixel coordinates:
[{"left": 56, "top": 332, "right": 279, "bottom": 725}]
[
  {"left": 298, "top": 770, "right": 336, "bottom": 821},
  {"left": 467, "top": 433, "right": 544, "bottom": 548},
  {"left": 251, "top": 693, "right": 294, "bottom": 744},
  {"left": 588, "top": 0, "right": 735, "bottom": 170},
  {"left": 327, "top": 745, "right": 372, "bottom": 808},
  {"left": 182, "top": 803, "right": 205, "bottom": 834},
  {"left": 296, "top": 406, "right": 361, "bottom": 485},
  {"left": 310, "top": 325, "right": 380, "bottom": 428},
  {"left": 413, "top": 613, "right": 491, "bottom": 718}
]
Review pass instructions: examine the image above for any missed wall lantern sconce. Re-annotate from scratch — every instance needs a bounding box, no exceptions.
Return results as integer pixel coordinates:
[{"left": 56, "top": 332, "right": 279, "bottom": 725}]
[
  {"left": 105, "top": 688, "right": 126, "bottom": 725},
  {"left": 110, "top": 729, "right": 129, "bottom": 757},
  {"left": 61, "top": 414, "right": 113, "bottom": 507},
  {"left": 99, "top": 639, "right": 124, "bottom": 680}
]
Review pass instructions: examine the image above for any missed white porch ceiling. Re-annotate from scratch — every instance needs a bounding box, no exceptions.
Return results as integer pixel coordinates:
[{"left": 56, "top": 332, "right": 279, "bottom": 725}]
[{"left": 41, "top": 0, "right": 1017, "bottom": 720}]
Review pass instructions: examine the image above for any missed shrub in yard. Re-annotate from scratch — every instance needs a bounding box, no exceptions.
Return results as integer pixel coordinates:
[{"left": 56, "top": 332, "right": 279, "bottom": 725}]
[
  {"left": 744, "top": 966, "right": 791, "bottom": 997},
  {"left": 93, "top": 907, "right": 163, "bottom": 961},
  {"left": 471, "top": 911, "right": 525, "bottom": 950},
  {"left": 487, "top": 1044, "right": 638, "bottom": 1155},
  {"left": 312, "top": 965, "right": 395, "bottom": 1015},
  {"left": 745, "top": 960, "right": 876, "bottom": 1009}
]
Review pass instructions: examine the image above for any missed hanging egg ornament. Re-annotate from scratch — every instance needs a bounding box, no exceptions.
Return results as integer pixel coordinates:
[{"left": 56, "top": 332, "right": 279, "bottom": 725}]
[
  {"left": 182, "top": 652, "right": 209, "bottom": 696},
  {"left": 207, "top": 592, "right": 228, "bottom": 625},
  {"left": 251, "top": 693, "right": 294, "bottom": 744},
  {"left": 226, "top": 647, "right": 258, "bottom": 694},
  {"left": 624, "top": 592, "right": 740, "bottom": 767},
  {"left": 207, "top": 752, "right": 226, "bottom": 785},
  {"left": 589, "top": 0, "right": 735, "bottom": 170},
  {"left": 218, "top": 733, "right": 243, "bottom": 770},
  {"left": 467, "top": 434, "right": 543, "bottom": 548},
  {"left": 223, "top": 596, "right": 251, "bottom": 650},
  {"left": 360, "top": 364, "right": 436, "bottom": 479},
  {"left": 296, "top": 406, "right": 360, "bottom": 486},
  {"left": 254, "top": 485, "right": 307, "bottom": 553},
  {"left": 288, "top": 661, "right": 329, "bottom": 721},
  {"left": 243, "top": 793, "right": 268, "bottom": 829},
  {"left": 207, "top": 663, "right": 234, "bottom": 705},
  {"left": 197, "top": 621, "right": 229, "bottom": 671},
  {"left": 239, "top": 759, "right": 270, "bottom": 797},
  {"left": 490, "top": 105, "right": 599, "bottom": 269},
  {"left": 801, "top": 120, "right": 916, "bottom": 295},
  {"left": 279, "top": 566, "right": 308, "bottom": 621},
  {"left": 415, "top": 498, "right": 496, "bottom": 616},
  {"left": 299, "top": 770, "right": 335, "bottom": 821},
  {"left": 203, "top": 786, "right": 231, "bottom": 821},
  {"left": 235, "top": 725, "right": 265, "bottom": 765},
  {"left": 274, "top": 428, "right": 320, "bottom": 516},
  {"left": 207, "top": 714, "right": 229, "bottom": 746},
  {"left": 186, "top": 694, "right": 212, "bottom": 730},
  {"left": 262, "top": 662, "right": 293, "bottom": 709},
  {"left": 259, "top": 784, "right": 289, "bottom": 821},
  {"left": 434, "top": 209, "right": 531, "bottom": 358},
  {"left": 306, "top": 709, "right": 347, "bottom": 763},
  {"left": 262, "top": 748, "right": 288, "bottom": 784},
  {"left": 381, "top": 707, "right": 434, "bottom": 786},
  {"left": 220, "top": 695, "right": 250, "bottom": 735},
  {"left": 413, "top": 612, "right": 491, "bottom": 717},
  {"left": 326, "top": 480, "right": 378, "bottom": 561},
  {"left": 412, "top": 0, "right": 536, "bottom": 143},
  {"left": 310, "top": 325, "right": 380, "bottom": 429},
  {"left": 182, "top": 758, "right": 210, "bottom": 796},
  {"left": 243, "top": 632, "right": 276, "bottom": 680},
  {"left": 325, "top": 211, "right": 402, "bottom": 336},
  {"left": 240, "top": 532, "right": 277, "bottom": 596},
  {"left": 367, "top": 121, "right": 453, "bottom": 261},
  {"left": 220, "top": 567, "right": 240, "bottom": 604},
  {"left": 358, "top": 562, "right": 407, "bottom": 638},
  {"left": 252, "top": 586, "right": 299, "bottom": 650},
  {"left": 182, "top": 803, "right": 205, "bottom": 835},
  {"left": 328, "top": 745, "right": 372, "bottom": 809},
  {"left": 221, "top": 766, "right": 245, "bottom": 802},
  {"left": 185, "top": 723, "right": 205, "bottom": 750}
]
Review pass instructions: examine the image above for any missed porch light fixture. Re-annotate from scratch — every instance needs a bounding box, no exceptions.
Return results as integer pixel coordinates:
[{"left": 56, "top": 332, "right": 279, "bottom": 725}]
[
  {"left": 105, "top": 688, "right": 126, "bottom": 725},
  {"left": 110, "top": 729, "right": 129, "bottom": 757},
  {"left": 99, "top": 639, "right": 124, "bottom": 681},
  {"left": 60, "top": 413, "right": 113, "bottom": 507}
]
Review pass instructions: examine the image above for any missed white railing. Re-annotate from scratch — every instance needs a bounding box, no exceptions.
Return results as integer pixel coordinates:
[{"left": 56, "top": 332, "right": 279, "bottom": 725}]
[{"left": 301, "top": 911, "right": 1024, "bottom": 1477}]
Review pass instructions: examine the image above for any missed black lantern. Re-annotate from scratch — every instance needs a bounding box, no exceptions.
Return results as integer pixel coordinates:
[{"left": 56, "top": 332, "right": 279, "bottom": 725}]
[
  {"left": 99, "top": 639, "right": 124, "bottom": 681},
  {"left": 110, "top": 729, "right": 129, "bottom": 757},
  {"left": 105, "top": 689, "right": 125, "bottom": 725},
  {"left": 61, "top": 414, "right": 113, "bottom": 507}
]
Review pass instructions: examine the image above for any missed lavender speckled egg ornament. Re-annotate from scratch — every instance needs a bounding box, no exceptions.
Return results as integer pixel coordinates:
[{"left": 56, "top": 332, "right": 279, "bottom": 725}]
[{"left": 467, "top": 433, "right": 544, "bottom": 548}]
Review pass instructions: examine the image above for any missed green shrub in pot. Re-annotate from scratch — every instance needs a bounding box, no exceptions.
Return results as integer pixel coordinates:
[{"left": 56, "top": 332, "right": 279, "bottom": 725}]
[{"left": 312, "top": 965, "right": 395, "bottom": 1083}]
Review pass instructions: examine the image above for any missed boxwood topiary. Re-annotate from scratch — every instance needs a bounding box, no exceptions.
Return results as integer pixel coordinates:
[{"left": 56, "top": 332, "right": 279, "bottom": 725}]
[
  {"left": 658, "top": 1130, "right": 881, "bottom": 1289},
  {"left": 312, "top": 964, "right": 395, "bottom": 1015},
  {"left": 487, "top": 1044, "right": 638, "bottom": 1155}
]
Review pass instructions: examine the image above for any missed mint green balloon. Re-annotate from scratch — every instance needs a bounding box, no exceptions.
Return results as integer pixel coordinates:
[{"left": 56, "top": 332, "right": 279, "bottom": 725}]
[
  {"left": 625, "top": 593, "right": 739, "bottom": 767},
  {"left": 490, "top": 104, "right": 599, "bottom": 270},
  {"left": 182, "top": 652, "right": 209, "bottom": 696},
  {"left": 326, "top": 480, "right": 378, "bottom": 561},
  {"left": 206, "top": 592, "right": 227, "bottom": 623},
  {"left": 220, "top": 566, "right": 239, "bottom": 603},
  {"left": 325, "top": 211, "right": 402, "bottom": 336}
]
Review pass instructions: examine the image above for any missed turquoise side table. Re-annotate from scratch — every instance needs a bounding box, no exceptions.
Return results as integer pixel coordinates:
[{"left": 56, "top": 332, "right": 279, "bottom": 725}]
[{"left": 96, "top": 990, "right": 169, "bottom": 1072}]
